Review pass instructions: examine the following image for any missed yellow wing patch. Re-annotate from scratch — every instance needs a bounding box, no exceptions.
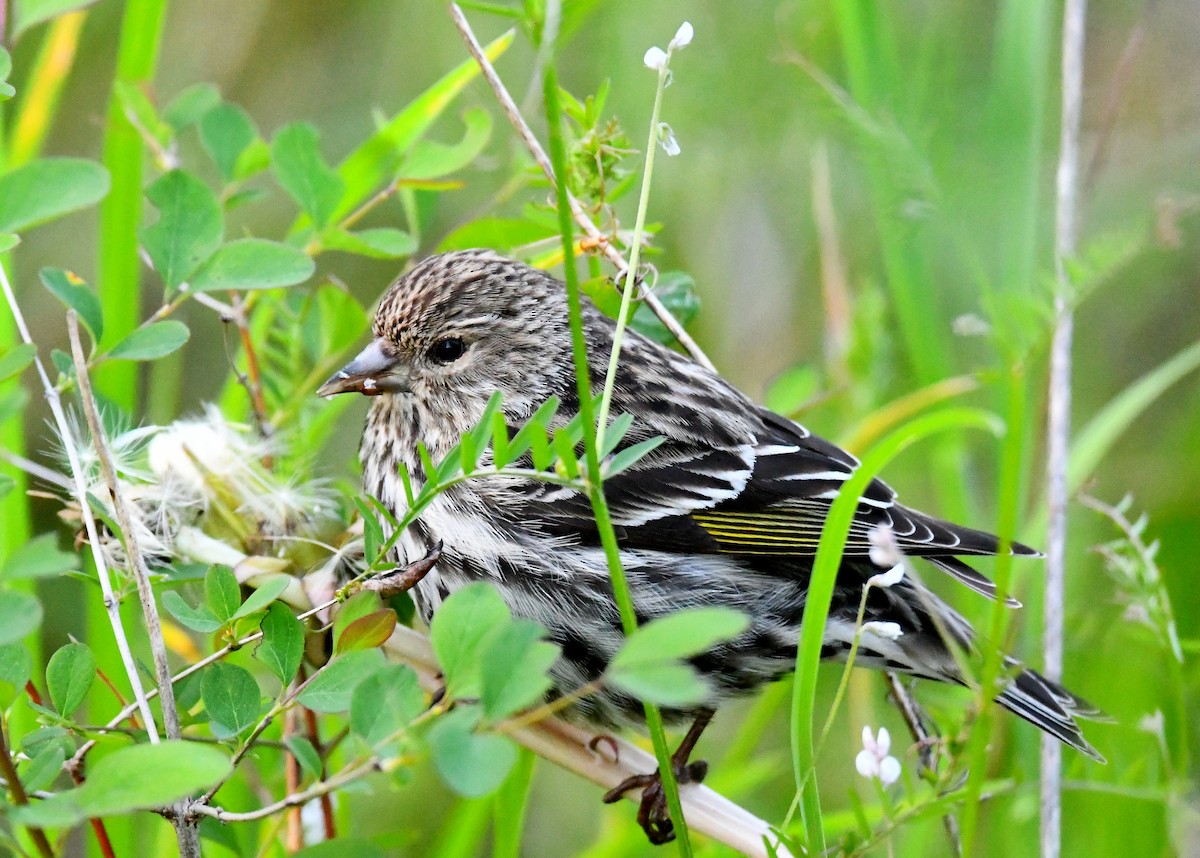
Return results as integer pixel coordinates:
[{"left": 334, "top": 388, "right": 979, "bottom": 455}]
[{"left": 691, "top": 507, "right": 876, "bottom": 556}]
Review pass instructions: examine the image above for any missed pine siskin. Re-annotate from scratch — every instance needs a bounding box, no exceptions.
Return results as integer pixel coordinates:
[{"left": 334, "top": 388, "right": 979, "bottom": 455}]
[{"left": 320, "top": 249, "right": 1103, "bottom": 842}]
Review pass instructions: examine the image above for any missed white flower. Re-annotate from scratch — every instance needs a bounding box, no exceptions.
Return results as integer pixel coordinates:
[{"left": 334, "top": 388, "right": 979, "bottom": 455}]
[
  {"left": 953, "top": 314, "right": 991, "bottom": 337},
  {"left": 657, "top": 122, "right": 680, "bottom": 156},
  {"left": 866, "top": 565, "right": 904, "bottom": 589},
  {"left": 855, "top": 726, "right": 901, "bottom": 786},
  {"left": 860, "top": 621, "right": 903, "bottom": 641},
  {"left": 644, "top": 46, "right": 667, "bottom": 71},
  {"left": 867, "top": 524, "right": 902, "bottom": 570},
  {"left": 670, "top": 22, "right": 694, "bottom": 50}
]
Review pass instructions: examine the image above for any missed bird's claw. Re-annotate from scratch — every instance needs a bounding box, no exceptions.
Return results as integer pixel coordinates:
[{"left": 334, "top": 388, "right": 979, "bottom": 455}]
[{"left": 601, "top": 758, "right": 708, "bottom": 845}]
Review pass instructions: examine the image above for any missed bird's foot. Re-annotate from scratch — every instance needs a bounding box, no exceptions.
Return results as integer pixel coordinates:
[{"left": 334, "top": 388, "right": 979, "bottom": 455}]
[
  {"left": 602, "top": 757, "right": 708, "bottom": 845},
  {"left": 600, "top": 711, "right": 713, "bottom": 845}
]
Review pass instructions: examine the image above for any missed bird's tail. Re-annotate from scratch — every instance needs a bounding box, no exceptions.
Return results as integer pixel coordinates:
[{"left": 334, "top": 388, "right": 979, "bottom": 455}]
[{"left": 995, "top": 666, "right": 1108, "bottom": 762}]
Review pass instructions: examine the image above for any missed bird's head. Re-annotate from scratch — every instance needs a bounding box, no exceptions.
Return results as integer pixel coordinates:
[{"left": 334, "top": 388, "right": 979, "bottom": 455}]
[{"left": 319, "top": 250, "right": 576, "bottom": 421}]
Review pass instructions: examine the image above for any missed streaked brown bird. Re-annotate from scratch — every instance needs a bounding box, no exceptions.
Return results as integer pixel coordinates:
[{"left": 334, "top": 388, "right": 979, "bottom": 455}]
[{"left": 321, "top": 249, "right": 1103, "bottom": 844}]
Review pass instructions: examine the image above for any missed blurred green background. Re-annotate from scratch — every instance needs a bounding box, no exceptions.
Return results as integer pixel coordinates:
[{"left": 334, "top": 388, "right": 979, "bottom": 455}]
[{"left": 3, "top": 1, "right": 1199, "bottom": 855}]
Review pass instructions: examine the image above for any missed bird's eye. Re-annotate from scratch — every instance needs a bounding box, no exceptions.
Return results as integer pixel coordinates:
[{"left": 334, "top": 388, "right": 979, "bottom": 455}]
[{"left": 430, "top": 337, "right": 467, "bottom": 363}]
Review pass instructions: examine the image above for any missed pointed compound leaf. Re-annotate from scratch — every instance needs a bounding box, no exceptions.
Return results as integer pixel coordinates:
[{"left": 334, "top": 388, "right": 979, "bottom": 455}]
[
  {"left": 327, "top": 31, "right": 513, "bottom": 224},
  {"left": 296, "top": 649, "right": 384, "bottom": 713},
  {"left": 201, "top": 662, "right": 261, "bottom": 737},
  {"left": 163, "top": 82, "right": 222, "bottom": 130},
  {"left": 0, "top": 344, "right": 36, "bottom": 384},
  {"left": 205, "top": 564, "right": 241, "bottom": 623},
  {"left": 106, "top": 320, "right": 190, "bottom": 361},
  {"left": 427, "top": 707, "right": 517, "bottom": 798},
  {"left": 0, "top": 590, "right": 43, "bottom": 646},
  {"left": 199, "top": 102, "right": 258, "bottom": 182},
  {"left": 335, "top": 609, "right": 397, "bottom": 654},
  {"left": 0, "top": 643, "right": 32, "bottom": 688},
  {"left": 350, "top": 664, "right": 423, "bottom": 746},
  {"left": 1, "top": 533, "right": 79, "bottom": 580},
  {"left": 230, "top": 575, "right": 291, "bottom": 621},
  {"left": 39, "top": 268, "right": 104, "bottom": 343},
  {"left": 0, "top": 157, "right": 109, "bottom": 234},
  {"left": 18, "top": 744, "right": 65, "bottom": 795},
  {"left": 401, "top": 107, "right": 493, "bottom": 180},
  {"left": 257, "top": 602, "right": 304, "bottom": 685},
  {"left": 321, "top": 227, "right": 417, "bottom": 259},
  {"left": 140, "top": 169, "right": 222, "bottom": 288},
  {"left": 429, "top": 582, "right": 511, "bottom": 698},
  {"left": 284, "top": 736, "right": 322, "bottom": 780},
  {"left": 271, "top": 123, "right": 344, "bottom": 228},
  {"left": 189, "top": 238, "right": 314, "bottom": 292},
  {"left": 481, "top": 621, "right": 559, "bottom": 721},
  {"left": 630, "top": 271, "right": 701, "bottom": 344},
  {"left": 76, "top": 740, "right": 231, "bottom": 816},
  {"left": 162, "top": 590, "right": 223, "bottom": 633},
  {"left": 610, "top": 607, "right": 749, "bottom": 670},
  {"left": 46, "top": 642, "right": 95, "bottom": 717},
  {"left": 599, "top": 412, "right": 634, "bottom": 458},
  {"left": 603, "top": 436, "right": 664, "bottom": 479}
]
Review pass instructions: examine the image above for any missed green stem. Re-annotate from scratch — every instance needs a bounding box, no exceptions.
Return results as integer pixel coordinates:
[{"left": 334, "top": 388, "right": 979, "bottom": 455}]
[
  {"left": 790, "top": 406, "right": 1003, "bottom": 853},
  {"left": 595, "top": 57, "right": 670, "bottom": 450},
  {"left": 543, "top": 66, "right": 692, "bottom": 856}
]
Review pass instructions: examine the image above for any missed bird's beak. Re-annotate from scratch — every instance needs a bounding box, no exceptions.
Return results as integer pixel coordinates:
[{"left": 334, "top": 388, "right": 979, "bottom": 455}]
[{"left": 318, "top": 339, "right": 408, "bottom": 397}]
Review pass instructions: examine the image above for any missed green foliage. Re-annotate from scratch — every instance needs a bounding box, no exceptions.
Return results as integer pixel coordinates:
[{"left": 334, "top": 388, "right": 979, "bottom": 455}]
[{"left": 0, "top": 158, "right": 109, "bottom": 234}]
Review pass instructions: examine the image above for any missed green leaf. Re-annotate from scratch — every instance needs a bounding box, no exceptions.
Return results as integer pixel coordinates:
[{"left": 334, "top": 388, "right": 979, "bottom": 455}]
[
  {"left": 350, "top": 664, "right": 424, "bottom": 746},
  {"left": 257, "top": 602, "right": 304, "bottom": 685},
  {"left": 335, "top": 609, "right": 397, "bottom": 654},
  {"left": 401, "top": 107, "right": 493, "bottom": 180},
  {"left": 162, "top": 590, "right": 223, "bottom": 633},
  {"left": 0, "top": 48, "right": 12, "bottom": 100},
  {"left": 46, "top": 642, "right": 95, "bottom": 717},
  {"left": 0, "top": 590, "right": 43, "bottom": 646},
  {"left": 606, "top": 608, "right": 749, "bottom": 706},
  {"left": 438, "top": 217, "right": 554, "bottom": 254},
  {"left": 271, "top": 123, "right": 344, "bottom": 228},
  {"left": 0, "top": 233, "right": 18, "bottom": 252},
  {"left": 230, "top": 576, "right": 291, "bottom": 621},
  {"left": 163, "top": 83, "right": 222, "bottom": 130},
  {"left": 189, "top": 238, "right": 314, "bottom": 292},
  {"left": 113, "top": 81, "right": 173, "bottom": 151},
  {"left": 201, "top": 662, "right": 262, "bottom": 737},
  {"left": 603, "top": 436, "right": 664, "bottom": 479},
  {"left": 0, "top": 643, "right": 33, "bottom": 688},
  {"left": 764, "top": 365, "right": 821, "bottom": 416},
  {"left": 428, "top": 708, "right": 517, "bottom": 798},
  {"left": 284, "top": 736, "right": 322, "bottom": 780},
  {"left": 630, "top": 271, "right": 701, "bottom": 344},
  {"left": 1, "top": 533, "right": 79, "bottom": 580},
  {"left": 321, "top": 227, "right": 418, "bottom": 259},
  {"left": 0, "top": 158, "right": 109, "bottom": 234},
  {"left": 140, "top": 169, "right": 223, "bottom": 288},
  {"left": 205, "top": 564, "right": 241, "bottom": 623},
  {"left": 13, "top": 1, "right": 100, "bottom": 38},
  {"left": 107, "top": 320, "right": 190, "bottom": 361},
  {"left": 606, "top": 660, "right": 711, "bottom": 707},
  {"left": 429, "top": 582, "right": 511, "bottom": 698},
  {"left": 293, "top": 841, "right": 386, "bottom": 858},
  {"left": 84, "top": 740, "right": 231, "bottom": 813},
  {"left": 480, "top": 621, "right": 558, "bottom": 721},
  {"left": 199, "top": 103, "right": 258, "bottom": 182},
  {"left": 296, "top": 649, "right": 384, "bottom": 714},
  {"left": 19, "top": 744, "right": 65, "bottom": 795},
  {"left": 39, "top": 268, "right": 104, "bottom": 343},
  {"left": 0, "top": 343, "right": 36, "bottom": 384},
  {"left": 333, "top": 591, "right": 383, "bottom": 647},
  {"left": 325, "top": 31, "right": 513, "bottom": 226}
]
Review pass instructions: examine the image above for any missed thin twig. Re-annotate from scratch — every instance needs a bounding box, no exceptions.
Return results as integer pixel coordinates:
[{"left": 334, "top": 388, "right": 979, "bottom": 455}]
[
  {"left": 189, "top": 759, "right": 382, "bottom": 824},
  {"left": 1045, "top": 2, "right": 1088, "bottom": 857},
  {"left": 447, "top": 2, "right": 715, "bottom": 372},
  {"left": 67, "top": 311, "right": 201, "bottom": 857},
  {"left": 0, "top": 717, "right": 56, "bottom": 858},
  {"left": 0, "top": 261, "right": 160, "bottom": 739}
]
